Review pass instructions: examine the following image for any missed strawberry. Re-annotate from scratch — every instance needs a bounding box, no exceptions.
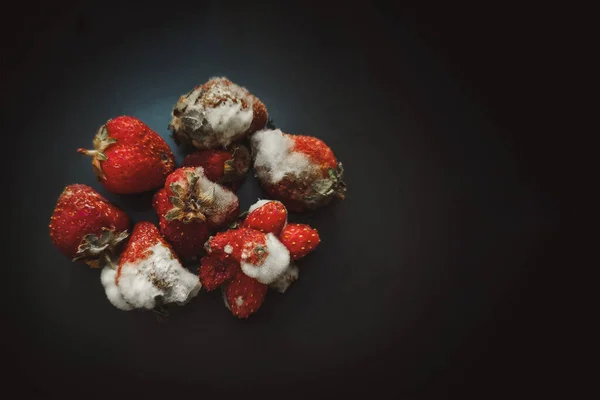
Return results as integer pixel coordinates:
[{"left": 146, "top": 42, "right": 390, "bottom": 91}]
[
  {"left": 223, "top": 268, "right": 268, "bottom": 318},
  {"left": 169, "top": 77, "right": 268, "bottom": 150},
  {"left": 199, "top": 252, "right": 238, "bottom": 291},
  {"left": 242, "top": 200, "right": 287, "bottom": 235},
  {"left": 182, "top": 144, "right": 250, "bottom": 191},
  {"left": 49, "top": 184, "right": 130, "bottom": 267},
  {"left": 78, "top": 116, "right": 175, "bottom": 194},
  {"left": 279, "top": 224, "right": 320, "bottom": 260},
  {"left": 251, "top": 129, "right": 346, "bottom": 211},
  {"left": 101, "top": 221, "right": 201, "bottom": 311},
  {"left": 153, "top": 188, "right": 209, "bottom": 259},
  {"left": 152, "top": 167, "right": 239, "bottom": 258}
]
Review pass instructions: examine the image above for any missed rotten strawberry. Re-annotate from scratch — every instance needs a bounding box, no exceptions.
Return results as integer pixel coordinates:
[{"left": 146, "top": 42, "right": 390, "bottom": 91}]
[
  {"left": 169, "top": 77, "right": 268, "bottom": 150},
  {"left": 100, "top": 221, "right": 201, "bottom": 311},
  {"left": 251, "top": 129, "right": 346, "bottom": 211}
]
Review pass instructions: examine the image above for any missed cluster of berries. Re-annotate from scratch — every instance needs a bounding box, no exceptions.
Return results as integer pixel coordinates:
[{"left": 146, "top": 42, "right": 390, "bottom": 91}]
[{"left": 49, "top": 77, "right": 345, "bottom": 318}]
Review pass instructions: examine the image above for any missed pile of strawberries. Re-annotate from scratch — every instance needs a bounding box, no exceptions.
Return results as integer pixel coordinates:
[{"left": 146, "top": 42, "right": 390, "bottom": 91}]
[{"left": 49, "top": 77, "right": 346, "bottom": 319}]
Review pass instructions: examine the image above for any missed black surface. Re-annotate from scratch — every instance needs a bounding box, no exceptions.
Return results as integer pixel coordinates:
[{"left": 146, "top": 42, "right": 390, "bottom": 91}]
[{"left": 3, "top": 1, "right": 558, "bottom": 398}]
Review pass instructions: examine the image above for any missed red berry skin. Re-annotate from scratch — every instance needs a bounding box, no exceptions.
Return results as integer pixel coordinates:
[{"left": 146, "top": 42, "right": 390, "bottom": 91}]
[
  {"left": 291, "top": 135, "right": 338, "bottom": 170},
  {"left": 205, "top": 228, "right": 267, "bottom": 264},
  {"left": 78, "top": 116, "right": 175, "bottom": 194},
  {"left": 242, "top": 201, "right": 287, "bottom": 235},
  {"left": 183, "top": 150, "right": 232, "bottom": 182},
  {"left": 224, "top": 268, "right": 268, "bottom": 318},
  {"left": 153, "top": 189, "right": 209, "bottom": 259},
  {"left": 199, "top": 252, "right": 238, "bottom": 291},
  {"left": 182, "top": 145, "right": 250, "bottom": 192},
  {"left": 49, "top": 184, "right": 130, "bottom": 262},
  {"left": 118, "top": 221, "right": 172, "bottom": 266},
  {"left": 278, "top": 223, "right": 320, "bottom": 260}
]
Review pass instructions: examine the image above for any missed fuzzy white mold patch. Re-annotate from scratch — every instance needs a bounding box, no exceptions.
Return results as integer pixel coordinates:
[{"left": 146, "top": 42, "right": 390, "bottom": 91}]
[
  {"left": 248, "top": 199, "right": 272, "bottom": 213},
  {"left": 194, "top": 167, "right": 238, "bottom": 227},
  {"left": 241, "top": 233, "right": 290, "bottom": 284},
  {"left": 251, "top": 129, "right": 315, "bottom": 184},
  {"left": 100, "top": 267, "right": 133, "bottom": 311},
  {"left": 104, "top": 243, "right": 201, "bottom": 310},
  {"left": 269, "top": 263, "right": 299, "bottom": 294},
  {"left": 224, "top": 244, "right": 233, "bottom": 254}
]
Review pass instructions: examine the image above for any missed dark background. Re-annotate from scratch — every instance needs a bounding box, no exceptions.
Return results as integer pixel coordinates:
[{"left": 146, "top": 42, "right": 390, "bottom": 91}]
[{"left": 2, "top": 0, "right": 560, "bottom": 397}]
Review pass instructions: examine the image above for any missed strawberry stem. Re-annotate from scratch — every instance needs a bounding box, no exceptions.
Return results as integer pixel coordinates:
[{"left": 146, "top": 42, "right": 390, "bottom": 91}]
[
  {"left": 103, "top": 253, "right": 117, "bottom": 270},
  {"left": 77, "top": 148, "right": 97, "bottom": 156}
]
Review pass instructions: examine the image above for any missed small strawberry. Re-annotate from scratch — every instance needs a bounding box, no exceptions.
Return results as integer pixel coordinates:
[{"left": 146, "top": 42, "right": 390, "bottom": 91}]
[
  {"left": 182, "top": 144, "right": 250, "bottom": 190},
  {"left": 49, "top": 184, "right": 130, "bottom": 267},
  {"left": 242, "top": 200, "right": 287, "bottom": 235},
  {"left": 153, "top": 167, "right": 239, "bottom": 258},
  {"left": 78, "top": 116, "right": 176, "bottom": 194},
  {"left": 169, "top": 77, "right": 268, "bottom": 150},
  {"left": 223, "top": 268, "right": 268, "bottom": 318},
  {"left": 153, "top": 188, "right": 209, "bottom": 259},
  {"left": 199, "top": 252, "right": 238, "bottom": 291},
  {"left": 100, "top": 221, "right": 201, "bottom": 311},
  {"left": 279, "top": 224, "right": 320, "bottom": 260},
  {"left": 251, "top": 129, "right": 346, "bottom": 211}
]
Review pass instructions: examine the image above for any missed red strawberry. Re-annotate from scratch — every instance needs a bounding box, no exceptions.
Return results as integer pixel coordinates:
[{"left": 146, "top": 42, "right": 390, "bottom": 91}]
[
  {"left": 153, "top": 188, "right": 209, "bottom": 259},
  {"left": 49, "top": 184, "right": 130, "bottom": 267},
  {"left": 78, "top": 116, "right": 176, "bottom": 194},
  {"left": 251, "top": 129, "right": 346, "bottom": 211},
  {"left": 182, "top": 144, "right": 250, "bottom": 191},
  {"left": 199, "top": 252, "right": 238, "bottom": 291},
  {"left": 224, "top": 268, "right": 268, "bottom": 318},
  {"left": 169, "top": 77, "right": 268, "bottom": 150},
  {"left": 279, "top": 224, "right": 320, "bottom": 260},
  {"left": 183, "top": 150, "right": 231, "bottom": 181},
  {"left": 102, "top": 221, "right": 201, "bottom": 311},
  {"left": 242, "top": 200, "right": 287, "bottom": 235}
]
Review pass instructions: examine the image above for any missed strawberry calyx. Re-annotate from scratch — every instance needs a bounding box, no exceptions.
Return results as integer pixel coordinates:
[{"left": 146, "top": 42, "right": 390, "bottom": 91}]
[
  {"left": 222, "top": 145, "right": 250, "bottom": 183},
  {"left": 72, "top": 227, "right": 129, "bottom": 268},
  {"left": 310, "top": 162, "right": 347, "bottom": 201},
  {"left": 77, "top": 125, "right": 117, "bottom": 180},
  {"left": 165, "top": 169, "right": 215, "bottom": 223}
]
